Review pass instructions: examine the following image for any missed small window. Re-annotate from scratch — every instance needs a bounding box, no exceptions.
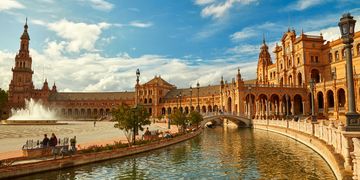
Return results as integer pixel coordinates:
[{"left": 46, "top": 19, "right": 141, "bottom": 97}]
[
  {"left": 311, "top": 56, "right": 314, "bottom": 62},
  {"left": 315, "top": 56, "right": 319, "bottom": 63},
  {"left": 335, "top": 51, "right": 339, "bottom": 61},
  {"left": 297, "top": 57, "right": 300, "bottom": 64},
  {"left": 328, "top": 53, "right": 332, "bottom": 63}
]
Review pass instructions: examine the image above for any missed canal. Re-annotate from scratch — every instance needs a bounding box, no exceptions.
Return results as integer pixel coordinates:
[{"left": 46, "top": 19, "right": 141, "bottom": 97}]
[{"left": 17, "top": 127, "right": 335, "bottom": 179}]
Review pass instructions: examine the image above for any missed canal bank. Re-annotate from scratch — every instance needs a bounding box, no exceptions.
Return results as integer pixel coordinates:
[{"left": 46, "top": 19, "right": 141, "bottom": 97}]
[
  {"left": 15, "top": 127, "right": 335, "bottom": 179},
  {"left": 0, "top": 128, "right": 203, "bottom": 179},
  {"left": 252, "top": 119, "right": 353, "bottom": 180}
]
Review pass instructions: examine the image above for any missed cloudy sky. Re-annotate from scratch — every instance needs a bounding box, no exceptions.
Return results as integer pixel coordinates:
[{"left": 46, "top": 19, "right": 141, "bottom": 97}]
[{"left": 0, "top": 0, "right": 359, "bottom": 92}]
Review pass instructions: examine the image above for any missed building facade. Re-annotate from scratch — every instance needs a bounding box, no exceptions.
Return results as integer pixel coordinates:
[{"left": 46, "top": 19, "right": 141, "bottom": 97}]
[{"left": 5, "top": 21, "right": 360, "bottom": 123}]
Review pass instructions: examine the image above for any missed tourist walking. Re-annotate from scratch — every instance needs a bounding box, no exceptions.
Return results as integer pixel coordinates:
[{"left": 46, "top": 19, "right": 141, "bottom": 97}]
[{"left": 42, "top": 134, "right": 49, "bottom": 147}]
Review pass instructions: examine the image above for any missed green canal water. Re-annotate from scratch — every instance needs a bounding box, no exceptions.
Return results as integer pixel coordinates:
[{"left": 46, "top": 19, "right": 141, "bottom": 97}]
[{"left": 16, "top": 127, "right": 335, "bottom": 179}]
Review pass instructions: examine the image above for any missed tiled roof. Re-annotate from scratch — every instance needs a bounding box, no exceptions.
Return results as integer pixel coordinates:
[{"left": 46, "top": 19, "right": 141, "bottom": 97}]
[
  {"left": 164, "top": 85, "right": 221, "bottom": 99},
  {"left": 144, "top": 76, "right": 174, "bottom": 87},
  {"left": 49, "top": 92, "right": 135, "bottom": 101}
]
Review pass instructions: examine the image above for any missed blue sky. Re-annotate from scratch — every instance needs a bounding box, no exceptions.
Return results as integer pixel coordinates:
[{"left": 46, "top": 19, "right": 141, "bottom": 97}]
[{"left": 0, "top": 0, "right": 359, "bottom": 92}]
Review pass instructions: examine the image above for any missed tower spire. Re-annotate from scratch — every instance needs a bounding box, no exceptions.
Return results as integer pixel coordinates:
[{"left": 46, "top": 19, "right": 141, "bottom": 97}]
[
  {"left": 262, "top": 33, "right": 266, "bottom": 45},
  {"left": 21, "top": 18, "right": 30, "bottom": 40}
]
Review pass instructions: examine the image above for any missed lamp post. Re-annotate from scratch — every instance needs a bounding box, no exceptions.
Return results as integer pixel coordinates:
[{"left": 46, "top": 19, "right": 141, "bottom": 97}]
[
  {"left": 179, "top": 92, "right": 182, "bottom": 113},
  {"left": 212, "top": 94, "right": 215, "bottom": 114},
  {"left": 309, "top": 79, "right": 317, "bottom": 122},
  {"left": 176, "top": 95, "right": 179, "bottom": 109},
  {"left": 338, "top": 13, "right": 360, "bottom": 131},
  {"left": 136, "top": 69, "right": 140, "bottom": 105},
  {"left": 197, "top": 82, "right": 200, "bottom": 112},
  {"left": 190, "top": 86, "right": 192, "bottom": 112}
]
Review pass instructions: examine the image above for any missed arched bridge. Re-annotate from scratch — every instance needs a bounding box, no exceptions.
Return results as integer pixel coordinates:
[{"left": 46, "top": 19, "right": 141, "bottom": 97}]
[{"left": 201, "top": 113, "right": 252, "bottom": 127}]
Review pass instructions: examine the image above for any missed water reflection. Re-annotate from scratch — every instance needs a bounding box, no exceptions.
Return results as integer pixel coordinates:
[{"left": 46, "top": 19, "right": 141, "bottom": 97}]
[{"left": 16, "top": 127, "right": 335, "bottom": 179}]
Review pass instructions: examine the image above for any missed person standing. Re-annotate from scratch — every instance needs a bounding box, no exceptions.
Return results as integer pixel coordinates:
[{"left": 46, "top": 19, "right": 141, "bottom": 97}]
[
  {"left": 49, "top": 133, "right": 58, "bottom": 147},
  {"left": 70, "top": 136, "right": 77, "bottom": 154},
  {"left": 42, "top": 134, "right": 49, "bottom": 147}
]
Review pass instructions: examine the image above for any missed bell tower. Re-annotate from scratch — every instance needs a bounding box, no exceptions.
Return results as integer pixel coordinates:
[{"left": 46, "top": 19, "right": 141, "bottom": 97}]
[
  {"left": 8, "top": 18, "right": 35, "bottom": 108},
  {"left": 256, "top": 35, "right": 272, "bottom": 83}
]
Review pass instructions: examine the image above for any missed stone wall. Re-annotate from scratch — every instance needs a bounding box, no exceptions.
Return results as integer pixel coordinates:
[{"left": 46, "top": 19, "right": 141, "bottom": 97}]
[{"left": 253, "top": 119, "right": 360, "bottom": 179}]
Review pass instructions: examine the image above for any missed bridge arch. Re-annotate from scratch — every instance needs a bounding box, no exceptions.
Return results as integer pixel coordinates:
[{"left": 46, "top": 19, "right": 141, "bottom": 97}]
[{"left": 201, "top": 114, "right": 251, "bottom": 128}]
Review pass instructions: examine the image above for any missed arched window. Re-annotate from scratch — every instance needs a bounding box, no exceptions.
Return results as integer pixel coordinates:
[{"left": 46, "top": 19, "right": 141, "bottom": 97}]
[
  {"left": 335, "top": 51, "right": 339, "bottom": 61},
  {"left": 311, "top": 69, "right": 321, "bottom": 83},
  {"left": 342, "top": 49, "right": 346, "bottom": 60},
  {"left": 144, "top": 98, "right": 147, "bottom": 104},
  {"left": 328, "top": 53, "right": 332, "bottom": 63},
  {"left": 149, "top": 98, "right": 152, "bottom": 103}
]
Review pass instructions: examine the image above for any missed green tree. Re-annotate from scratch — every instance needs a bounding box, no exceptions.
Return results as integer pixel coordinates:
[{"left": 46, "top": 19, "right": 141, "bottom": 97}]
[
  {"left": 112, "top": 105, "right": 151, "bottom": 145},
  {"left": 0, "top": 89, "right": 8, "bottom": 119},
  {"left": 188, "top": 111, "right": 203, "bottom": 128},
  {"left": 170, "top": 109, "right": 188, "bottom": 133}
]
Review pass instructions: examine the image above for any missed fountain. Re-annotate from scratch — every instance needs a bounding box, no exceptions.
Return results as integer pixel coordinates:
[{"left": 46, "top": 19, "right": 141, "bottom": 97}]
[{"left": 1, "top": 99, "right": 66, "bottom": 125}]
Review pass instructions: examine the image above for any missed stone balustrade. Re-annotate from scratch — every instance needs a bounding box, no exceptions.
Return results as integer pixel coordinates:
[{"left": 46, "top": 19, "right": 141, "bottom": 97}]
[
  {"left": 352, "top": 138, "right": 360, "bottom": 179},
  {"left": 253, "top": 118, "right": 360, "bottom": 179}
]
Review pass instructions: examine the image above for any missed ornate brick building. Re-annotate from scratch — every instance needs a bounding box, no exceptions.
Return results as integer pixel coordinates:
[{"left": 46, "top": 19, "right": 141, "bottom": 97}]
[{"left": 5, "top": 21, "right": 360, "bottom": 123}]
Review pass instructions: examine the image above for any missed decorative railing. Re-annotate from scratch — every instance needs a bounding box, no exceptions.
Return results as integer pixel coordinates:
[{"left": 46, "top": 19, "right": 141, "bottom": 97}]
[
  {"left": 243, "top": 84, "right": 305, "bottom": 89},
  {"left": 253, "top": 118, "right": 360, "bottom": 178},
  {"left": 22, "top": 137, "right": 69, "bottom": 150}
]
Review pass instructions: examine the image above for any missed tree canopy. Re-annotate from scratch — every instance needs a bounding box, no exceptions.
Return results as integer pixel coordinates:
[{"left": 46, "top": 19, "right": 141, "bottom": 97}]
[
  {"left": 170, "top": 109, "right": 188, "bottom": 132},
  {"left": 112, "top": 105, "right": 151, "bottom": 145},
  {"left": 188, "top": 111, "right": 203, "bottom": 127}
]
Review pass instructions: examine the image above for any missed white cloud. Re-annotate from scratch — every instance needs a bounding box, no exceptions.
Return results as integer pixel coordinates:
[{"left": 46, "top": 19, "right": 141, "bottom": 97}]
[
  {"left": 287, "top": 0, "right": 324, "bottom": 11},
  {"left": 195, "top": 0, "right": 215, "bottom": 5},
  {"left": 227, "top": 44, "right": 259, "bottom": 54},
  {"left": 47, "top": 19, "right": 110, "bottom": 52},
  {"left": 31, "top": 19, "right": 46, "bottom": 26},
  {"left": 87, "top": 0, "right": 114, "bottom": 11},
  {"left": 0, "top": 0, "right": 24, "bottom": 11},
  {"left": 44, "top": 40, "right": 66, "bottom": 57},
  {"left": 230, "top": 27, "right": 257, "bottom": 41},
  {"left": 0, "top": 47, "right": 258, "bottom": 92},
  {"left": 129, "top": 21, "right": 153, "bottom": 28},
  {"left": 196, "top": 0, "right": 258, "bottom": 20},
  {"left": 306, "top": 14, "right": 360, "bottom": 42}
]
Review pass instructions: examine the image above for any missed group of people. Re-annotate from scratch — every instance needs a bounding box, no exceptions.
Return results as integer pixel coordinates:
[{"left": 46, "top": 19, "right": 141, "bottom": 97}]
[
  {"left": 42, "top": 133, "right": 77, "bottom": 157},
  {"left": 42, "top": 133, "right": 58, "bottom": 147}
]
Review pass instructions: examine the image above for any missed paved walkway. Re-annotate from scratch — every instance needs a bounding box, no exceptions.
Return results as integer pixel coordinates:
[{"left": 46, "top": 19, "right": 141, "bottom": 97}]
[{"left": 0, "top": 121, "right": 178, "bottom": 160}]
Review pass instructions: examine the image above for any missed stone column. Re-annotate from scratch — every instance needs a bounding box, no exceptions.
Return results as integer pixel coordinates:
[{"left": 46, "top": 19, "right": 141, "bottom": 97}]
[
  {"left": 244, "top": 101, "right": 248, "bottom": 116},
  {"left": 291, "top": 101, "right": 294, "bottom": 115},
  {"left": 255, "top": 101, "right": 259, "bottom": 117},
  {"left": 302, "top": 101, "right": 306, "bottom": 115},
  {"left": 266, "top": 99, "right": 270, "bottom": 118}
]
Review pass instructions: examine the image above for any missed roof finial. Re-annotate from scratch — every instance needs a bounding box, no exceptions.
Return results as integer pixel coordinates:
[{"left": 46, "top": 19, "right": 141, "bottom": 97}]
[
  {"left": 24, "top": 17, "right": 28, "bottom": 30},
  {"left": 262, "top": 33, "right": 266, "bottom": 44}
]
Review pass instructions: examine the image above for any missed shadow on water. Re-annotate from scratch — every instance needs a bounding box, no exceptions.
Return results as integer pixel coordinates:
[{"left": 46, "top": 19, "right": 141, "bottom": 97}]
[{"left": 15, "top": 126, "right": 335, "bottom": 180}]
